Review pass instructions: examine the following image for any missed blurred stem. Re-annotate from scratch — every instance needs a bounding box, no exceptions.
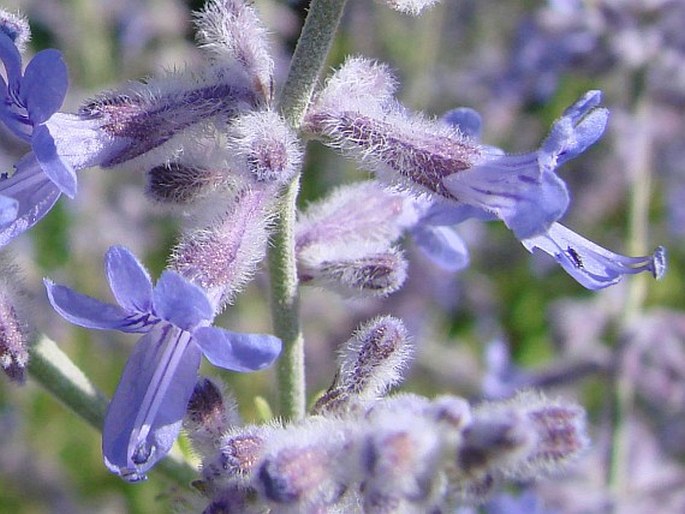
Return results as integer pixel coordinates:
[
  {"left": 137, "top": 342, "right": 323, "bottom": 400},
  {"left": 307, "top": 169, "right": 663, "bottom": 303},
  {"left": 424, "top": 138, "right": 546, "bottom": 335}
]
[
  {"left": 609, "top": 97, "right": 653, "bottom": 506},
  {"left": 28, "top": 335, "right": 197, "bottom": 485},
  {"left": 270, "top": 0, "right": 347, "bottom": 421}
]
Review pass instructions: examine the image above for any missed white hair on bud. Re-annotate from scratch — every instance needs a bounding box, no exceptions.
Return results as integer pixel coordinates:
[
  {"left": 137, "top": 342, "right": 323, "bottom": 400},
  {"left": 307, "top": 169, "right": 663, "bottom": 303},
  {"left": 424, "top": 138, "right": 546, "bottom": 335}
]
[
  {"left": 0, "top": 259, "right": 31, "bottom": 384},
  {"left": 170, "top": 186, "right": 277, "bottom": 311},
  {"left": 314, "top": 317, "right": 413, "bottom": 414},
  {"left": 298, "top": 241, "right": 408, "bottom": 298},
  {"left": 227, "top": 110, "right": 302, "bottom": 185},
  {"left": 0, "top": 9, "right": 30, "bottom": 51},
  {"left": 255, "top": 417, "right": 356, "bottom": 511},
  {"left": 378, "top": 0, "right": 441, "bottom": 16},
  {"left": 296, "top": 180, "right": 416, "bottom": 250},
  {"left": 313, "top": 57, "right": 398, "bottom": 116},
  {"left": 194, "top": 0, "right": 274, "bottom": 102}
]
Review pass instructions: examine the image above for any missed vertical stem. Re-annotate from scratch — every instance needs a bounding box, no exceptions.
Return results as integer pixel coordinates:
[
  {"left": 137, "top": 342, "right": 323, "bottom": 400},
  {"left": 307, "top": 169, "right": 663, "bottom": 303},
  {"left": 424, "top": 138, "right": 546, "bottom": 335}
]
[{"left": 269, "top": 0, "right": 347, "bottom": 420}]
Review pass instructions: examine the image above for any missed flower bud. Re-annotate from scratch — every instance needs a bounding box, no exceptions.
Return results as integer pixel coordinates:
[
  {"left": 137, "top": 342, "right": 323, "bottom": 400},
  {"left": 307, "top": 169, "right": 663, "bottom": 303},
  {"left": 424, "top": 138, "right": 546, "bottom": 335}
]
[
  {"left": 170, "top": 186, "right": 275, "bottom": 309},
  {"left": 145, "top": 162, "right": 228, "bottom": 204},
  {"left": 228, "top": 111, "right": 302, "bottom": 185},
  {"left": 184, "top": 378, "right": 240, "bottom": 456},
  {"left": 203, "top": 427, "right": 269, "bottom": 487},
  {"left": 255, "top": 419, "right": 351, "bottom": 509},
  {"left": 519, "top": 395, "right": 588, "bottom": 478},
  {"left": 314, "top": 316, "right": 412, "bottom": 414},
  {"left": 194, "top": 0, "right": 274, "bottom": 102},
  {"left": 0, "top": 268, "right": 30, "bottom": 384},
  {"left": 361, "top": 413, "right": 443, "bottom": 506},
  {"left": 296, "top": 181, "right": 415, "bottom": 250},
  {"left": 299, "top": 244, "right": 408, "bottom": 298},
  {"left": 0, "top": 9, "right": 30, "bottom": 52}
]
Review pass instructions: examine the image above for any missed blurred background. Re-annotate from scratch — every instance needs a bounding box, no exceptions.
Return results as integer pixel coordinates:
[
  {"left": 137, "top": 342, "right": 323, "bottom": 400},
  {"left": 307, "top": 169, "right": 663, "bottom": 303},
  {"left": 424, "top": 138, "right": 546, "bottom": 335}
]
[{"left": 0, "top": 0, "right": 683, "bottom": 512}]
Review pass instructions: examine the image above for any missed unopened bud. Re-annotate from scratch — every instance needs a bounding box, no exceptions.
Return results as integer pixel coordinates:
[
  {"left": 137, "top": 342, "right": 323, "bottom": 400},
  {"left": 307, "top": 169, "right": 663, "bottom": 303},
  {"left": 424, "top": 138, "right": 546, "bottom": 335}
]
[
  {"left": 145, "top": 162, "right": 227, "bottom": 204},
  {"left": 254, "top": 418, "right": 353, "bottom": 510},
  {"left": 228, "top": 111, "right": 302, "bottom": 185},
  {"left": 0, "top": 270, "right": 30, "bottom": 384},
  {"left": 314, "top": 317, "right": 411, "bottom": 415},
  {"left": 457, "top": 412, "right": 534, "bottom": 478},
  {"left": 0, "top": 9, "right": 30, "bottom": 52},
  {"left": 170, "top": 186, "right": 275, "bottom": 309},
  {"left": 296, "top": 181, "right": 414, "bottom": 250},
  {"left": 184, "top": 378, "right": 239, "bottom": 455},
  {"left": 300, "top": 245, "right": 407, "bottom": 298},
  {"left": 520, "top": 396, "right": 588, "bottom": 478},
  {"left": 362, "top": 415, "right": 442, "bottom": 504},
  {"left": 194, "top": 0, "right": 274, "bottom": 102},
  {"left": 203, "top": 428, "right": 268, "bottom": 486}
]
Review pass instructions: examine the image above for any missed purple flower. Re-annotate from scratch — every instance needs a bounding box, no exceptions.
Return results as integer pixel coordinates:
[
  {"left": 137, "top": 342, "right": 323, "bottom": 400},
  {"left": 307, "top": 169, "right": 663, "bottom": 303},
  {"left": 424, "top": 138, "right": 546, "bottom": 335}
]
[
  {"left": 0, "top": 29, "right": 75, "bottom": 245},
  {"left": 0, "top": 31, "right": 73, "bottom": 195},
  {"left": 45, "top": 246, "right": 281, "bottom": 482},
  {"left": 431, "top": 93, "right": 666, "bottom": 289},
  {"left": 442, "top": 90, "right": 608, "bottom": 239}
]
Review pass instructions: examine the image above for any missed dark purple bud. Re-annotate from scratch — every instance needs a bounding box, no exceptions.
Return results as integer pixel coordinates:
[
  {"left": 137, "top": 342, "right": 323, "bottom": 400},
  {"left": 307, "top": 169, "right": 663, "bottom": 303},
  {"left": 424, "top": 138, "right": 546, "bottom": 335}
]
[
  {"left": 0, "top": 273, "right": 30, "bottom": 384},
  {"left": 145, "top": 162, "right": 227, "bottom": 204}
]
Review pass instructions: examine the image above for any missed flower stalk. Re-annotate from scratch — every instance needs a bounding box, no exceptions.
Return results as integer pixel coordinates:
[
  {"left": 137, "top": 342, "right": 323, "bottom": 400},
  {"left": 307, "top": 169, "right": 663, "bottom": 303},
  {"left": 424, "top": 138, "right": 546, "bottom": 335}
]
[{"left": 270, "top": 0, "right": 348, "bottom": 420}]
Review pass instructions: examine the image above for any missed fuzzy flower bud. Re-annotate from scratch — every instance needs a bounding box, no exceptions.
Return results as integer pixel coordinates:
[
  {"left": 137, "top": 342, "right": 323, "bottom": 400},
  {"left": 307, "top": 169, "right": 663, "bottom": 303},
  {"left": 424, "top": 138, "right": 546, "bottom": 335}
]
[
  {"left": 194, "top": 0, "right": 274, "bottom": 102},
  {"left": 184, "top": 378, "right": 240, "bottom": 456},
  {"left": 296, "top": 181, "right": 418, "bottom": 297},
  {"left": 361, "top": 414, "right": 444, "bottom": 507},
  {"left": 170, "top": 186, "right": 275, "bottom": 309},
  {"left": 314, "top": 316, "right": 412, "bottom": 414},
  {"left": 377, "top": 0, "right": 441, "bottom": 16},
  {"left": 0, "top": 9, "right": 30, "bottom": 52},
  {"left": 255, "top": 419, "right": 351, "bottom": 509},
  {"left": 518, "top": 395, "right": 589, "bottom": 478},
  {"left": 228, "top": 111, "right": 302, "bottom": 185},
  {"left": 299, "top": 244, "right": 408, "bottom": 298},
  {"left": 202, "top": 426, "right": 269, "bottom": 489},
  {"left": 462, "top": 392, "right": 588, "bottom": 482},
  {"left": 0, "top": 281, "right": 29, "bottom": 383},
  {"left": 296, "top": 181, "right": 414, "bottom": 250},
  {"left": 145, "top": 162, "right": 228, "bottom": 205}
]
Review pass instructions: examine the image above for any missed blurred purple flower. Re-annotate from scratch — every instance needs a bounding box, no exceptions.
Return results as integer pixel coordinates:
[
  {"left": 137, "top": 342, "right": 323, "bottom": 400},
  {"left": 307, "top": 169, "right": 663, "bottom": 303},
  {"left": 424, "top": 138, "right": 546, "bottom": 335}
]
[{"left": 45, "top": 246, "right": 281, "bottom": 482}]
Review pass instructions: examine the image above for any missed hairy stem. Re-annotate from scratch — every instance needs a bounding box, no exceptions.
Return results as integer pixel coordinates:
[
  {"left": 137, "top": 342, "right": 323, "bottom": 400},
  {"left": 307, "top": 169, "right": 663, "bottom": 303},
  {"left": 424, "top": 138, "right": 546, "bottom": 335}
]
[
  {"left": 269, "top": 0, "right": 347, "bottom": 421},
  {"left": 28, "top": 335, "right": 197, "bottom": 485}
]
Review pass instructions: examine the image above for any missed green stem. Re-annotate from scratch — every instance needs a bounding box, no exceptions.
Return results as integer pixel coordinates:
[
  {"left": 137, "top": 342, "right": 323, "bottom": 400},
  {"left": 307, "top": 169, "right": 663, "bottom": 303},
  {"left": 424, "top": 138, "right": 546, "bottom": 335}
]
[
  {"left": 269, "top": 0, "right": 347, "bottom": 421},
  {"left": 278, "top": 0, "right": 348, "bottom": 127},
  {"left": 28, "top": 335, "right": 197, "bottom": 485}
]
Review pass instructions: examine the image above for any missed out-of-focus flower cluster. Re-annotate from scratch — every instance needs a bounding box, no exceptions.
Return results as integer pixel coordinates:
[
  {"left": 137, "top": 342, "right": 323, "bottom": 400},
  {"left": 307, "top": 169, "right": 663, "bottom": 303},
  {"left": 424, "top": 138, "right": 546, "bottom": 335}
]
[{"left": 181, "top": 316, "right": 587, "bottom": 514}]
